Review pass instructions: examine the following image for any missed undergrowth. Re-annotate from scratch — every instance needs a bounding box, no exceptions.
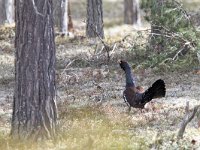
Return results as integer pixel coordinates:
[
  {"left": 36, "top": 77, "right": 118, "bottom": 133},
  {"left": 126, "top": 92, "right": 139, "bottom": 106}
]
[
  {"left": 0, "top": 105, "right": 150, "bottom": 150},
  {"left": 130, "top": 0, "right": 200, "bottom": 72},
  {"left": 0, "top": 103, "right": 198, "bottom": 150}
]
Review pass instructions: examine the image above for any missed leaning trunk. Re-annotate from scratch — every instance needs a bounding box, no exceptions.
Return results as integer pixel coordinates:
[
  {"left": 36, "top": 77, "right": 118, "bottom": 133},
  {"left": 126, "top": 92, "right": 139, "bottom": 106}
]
[{"left": 11, "top": 0, "right": 57, "bottom": 140}]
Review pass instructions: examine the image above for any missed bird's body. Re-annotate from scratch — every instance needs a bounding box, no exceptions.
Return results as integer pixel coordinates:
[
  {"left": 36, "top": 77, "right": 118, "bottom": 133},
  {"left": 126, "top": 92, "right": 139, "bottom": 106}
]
[{"left": 119, "top": 60, "right": 166, "bottom": 109}]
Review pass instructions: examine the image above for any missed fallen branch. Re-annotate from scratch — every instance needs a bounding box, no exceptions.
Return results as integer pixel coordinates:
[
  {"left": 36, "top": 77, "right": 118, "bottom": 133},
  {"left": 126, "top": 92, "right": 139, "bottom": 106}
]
[
  {"left": 177, "top": 101, "right": 200, "bottom": 139},
  {"left": 60, "top": 59, "right": 76, "bottom": 75}
]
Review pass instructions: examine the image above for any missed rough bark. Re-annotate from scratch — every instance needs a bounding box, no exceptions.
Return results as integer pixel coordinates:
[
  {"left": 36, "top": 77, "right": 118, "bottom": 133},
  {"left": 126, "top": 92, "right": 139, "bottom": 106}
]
[
  {"left": 124, "top": 0, "right": 141, "bottom": 25},
  {"left": 5, "top": 0, "right": 14, "bottom": 24},
  {"left": 86, "top": 0, "right": 104, "bottom": 39},
  {"left": 11, "top": 0, "right": 57, "bottom": 140}
]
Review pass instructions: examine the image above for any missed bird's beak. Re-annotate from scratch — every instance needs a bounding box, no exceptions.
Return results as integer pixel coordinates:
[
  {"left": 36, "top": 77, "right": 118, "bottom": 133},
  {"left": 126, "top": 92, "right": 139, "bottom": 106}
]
[{"left": 118, "top": 59, "right": 121, "bottom": 64}]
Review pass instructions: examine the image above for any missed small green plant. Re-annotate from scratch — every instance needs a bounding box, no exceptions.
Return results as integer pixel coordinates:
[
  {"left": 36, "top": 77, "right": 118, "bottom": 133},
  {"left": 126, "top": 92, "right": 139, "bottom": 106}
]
[{"left": 134, "top": 0, "right": 200, "bottom": 71}]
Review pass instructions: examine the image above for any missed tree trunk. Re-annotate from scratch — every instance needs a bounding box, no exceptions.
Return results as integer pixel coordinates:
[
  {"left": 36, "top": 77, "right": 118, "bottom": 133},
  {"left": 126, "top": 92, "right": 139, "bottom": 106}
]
[
  {"left": 5, "top": 0, "right": 14, "bottom": 24},
  {"left": 0, "top": 0, "right": 6, "bottom": 25},
  {"left": 86, "top": 0, "right": 104, "bottom": 39},
  {"left": 60, "top": 0, "right": 73, "bottom": 35},
  {"left": 124, "top": 0, "right": 141, "bottom": 26},
  {"left": 60, "top": 0, "right": 68, "bottom": 34},
  {"left": 11, "top": 0, "right": 57, "bottom": 140},
  {"left": 68, "top": 0, "right": 73, "bottom": 32}
]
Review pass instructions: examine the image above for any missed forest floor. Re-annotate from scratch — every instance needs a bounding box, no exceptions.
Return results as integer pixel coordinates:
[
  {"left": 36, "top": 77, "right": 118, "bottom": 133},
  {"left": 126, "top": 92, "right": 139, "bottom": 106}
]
[
  {"left": 0, "top": 23, "right": 200, "bottom": 149},
  {"left": 0, "top": 0, "right": 200, "bottom": 149}
]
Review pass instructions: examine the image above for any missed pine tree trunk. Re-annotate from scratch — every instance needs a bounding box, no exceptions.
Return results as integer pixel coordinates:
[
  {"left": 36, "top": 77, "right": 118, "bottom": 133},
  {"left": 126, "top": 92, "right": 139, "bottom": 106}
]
[
  {"left": 68, "top": 1, "right": 73, "bottom": 32},
  {"left": 0, "top": 0, "right": 6, "bottom": 24},
  {"left": 5, "top": 0, "right": 14, "bottom": 24},
  {"left": 60, "top": 0, "right": 68, "bottom": 34},
  {"left": 11, "top": 0, "right": 57, "bottom": 140},
  {"left": 59, "top": 0, "right": 73, "bottom": 35},
  {"left": 86, "top": 0, "right": 104, "bottom": 39},
  {"left": 124, "top": 0, "right": 141, "bottom": 26}
]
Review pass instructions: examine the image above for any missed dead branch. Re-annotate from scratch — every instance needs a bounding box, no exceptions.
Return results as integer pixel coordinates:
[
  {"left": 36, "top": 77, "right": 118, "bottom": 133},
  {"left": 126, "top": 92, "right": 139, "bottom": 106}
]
[
  {"left": 88, "top": 23, "right": 112, "bottom": 63},
  {"left": 150, "top": 24, "right": 194, "bottom": 46},
  {"left": 149, "top": 25, "right": 193, "bottom": 63},
  {"left": 121, "top": 34, "right": 131, "bottom": 42},
  {"left": 177, "top": 102, "right": 200, "bottom": 139},
  {"left": 173, "top": 0, "right": 190, "bottom": 21},
  {"left": 60, "top": 59, "right": 76, "bottom": 76},
  {"left": 172, "top": 42, "right": 191, "bottom": 61},
  {"left": 109, "top": 43, "right": 117, "bottom": 59}
]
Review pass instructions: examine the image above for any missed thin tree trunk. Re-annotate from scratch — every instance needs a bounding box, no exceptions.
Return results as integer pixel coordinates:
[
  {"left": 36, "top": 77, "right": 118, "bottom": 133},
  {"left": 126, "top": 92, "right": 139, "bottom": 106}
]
[
  {"left": 5, "top": 0, "right": 14, "bottom": 24},
  {"left": 124, "top": 0, "right": 141, "bottom": 26},
  {"left": 11, "top": 0, "right": 57, "bottom": 140},
  {"left": 60, "top": 0, "right": 68, "bottom": 34},
  {"left": 0, "top": 0, "right": 6, "bottom": 25},
  {"left": 68, "top": 0, "right": 73, "bottom": 32},
  {"left": 134, "top": 0, "right": 141, "bottom": 26},
  {"left": 86, "top": 0, "right": 104, "bottom": 39},
  {"left": 59, "top": 0, "right": 73, "bottom": 35}
]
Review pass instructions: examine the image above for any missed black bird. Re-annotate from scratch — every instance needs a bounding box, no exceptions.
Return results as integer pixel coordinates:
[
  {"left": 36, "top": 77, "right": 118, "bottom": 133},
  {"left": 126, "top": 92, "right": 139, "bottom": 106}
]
[{"left": 119, "top": 60, "right": 166, "bottom": 109}]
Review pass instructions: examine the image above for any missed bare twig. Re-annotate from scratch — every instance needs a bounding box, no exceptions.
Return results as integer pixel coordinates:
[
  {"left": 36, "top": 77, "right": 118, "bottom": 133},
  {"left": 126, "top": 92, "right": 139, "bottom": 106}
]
[
  {"left": 121, "top": 34, "right": 131, "bottom": 41},
  {"left": 149, "top": 25, "right": 193, "bottom": 63},
  {"left": 88, "top": 23, "right": 111, "bottom": 63},
  {"left": 109, "top": 43, "right": 117, "bottom": 59},
  {"left": 149, "top": 31, "right": 191, "bottom": 45},
  {"left": 174, "top": 0, "right": 190, "bottom": 21},
  {"left": 150, "top": 24, "right": 194, "bottom": 46},
  {"left": 60, "top": 59, "right": 76, "bottom": 75},
  {"left": 177, "top": 102, "right": 200, "bottom": 139},
  {"left": 172, "top": 42, "right": 191, "bottom": 61}
]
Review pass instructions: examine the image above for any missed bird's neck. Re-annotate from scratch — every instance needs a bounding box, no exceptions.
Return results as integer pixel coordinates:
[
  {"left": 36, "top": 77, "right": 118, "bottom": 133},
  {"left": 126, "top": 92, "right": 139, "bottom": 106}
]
[{"left": 125, "top": 69, "right": 135, "bottom": 87}]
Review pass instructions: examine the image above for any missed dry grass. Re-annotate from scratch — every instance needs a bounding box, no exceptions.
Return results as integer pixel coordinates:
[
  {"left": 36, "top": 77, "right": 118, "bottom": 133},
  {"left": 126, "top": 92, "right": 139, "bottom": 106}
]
[
  {"left": 0, "top": 100, "right": 199, "bottom": 150},
  {"left": 0, "top": 1, "right": 200, "bottom": 149},
  {"left": 0, "top": 25, "right": 200, "bottom": 150}
]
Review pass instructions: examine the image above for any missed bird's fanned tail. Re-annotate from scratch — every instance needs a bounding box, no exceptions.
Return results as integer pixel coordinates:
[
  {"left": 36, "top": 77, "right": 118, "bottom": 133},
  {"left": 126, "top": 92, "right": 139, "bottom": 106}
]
[
  {"left": 119, "top": 60, "right": 136, "bottom": 87},
  {"left": 141, "top": 79, "right": 166, "bottom": 104}
]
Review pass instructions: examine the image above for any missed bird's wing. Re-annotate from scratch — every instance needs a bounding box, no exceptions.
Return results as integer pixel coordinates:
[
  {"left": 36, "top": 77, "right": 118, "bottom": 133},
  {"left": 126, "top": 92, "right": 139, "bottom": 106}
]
[
  {"left": 123, "top": 87, "right": 146, "bottom": 108},
  {"left": 123, "top": 92, "right": 130, "bottom": 107}
]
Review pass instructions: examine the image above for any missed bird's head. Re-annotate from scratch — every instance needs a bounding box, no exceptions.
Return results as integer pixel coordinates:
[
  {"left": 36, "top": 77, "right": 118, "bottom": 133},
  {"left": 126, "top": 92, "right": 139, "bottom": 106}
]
[{"left": 118, "top": 60, "right": 130, "bottom": 71}]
